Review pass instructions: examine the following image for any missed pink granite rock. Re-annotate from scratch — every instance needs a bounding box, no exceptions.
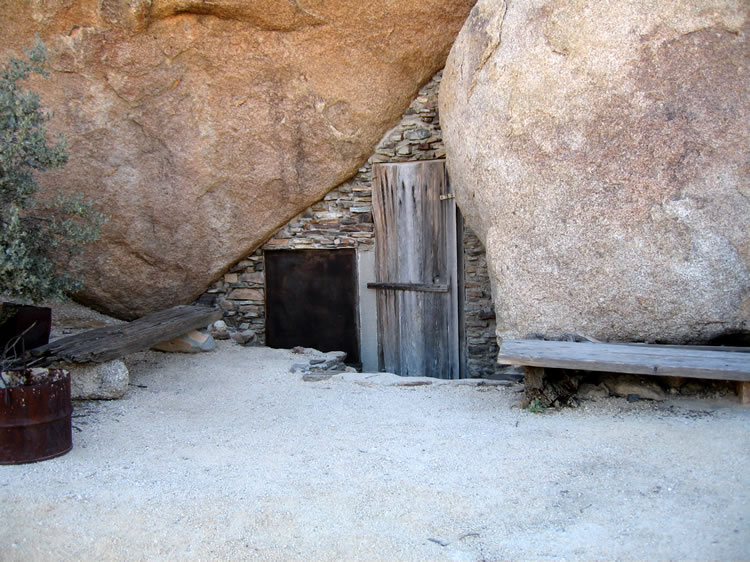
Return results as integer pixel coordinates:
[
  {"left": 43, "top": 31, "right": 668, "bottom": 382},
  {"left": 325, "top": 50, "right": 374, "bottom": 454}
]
[
  {"left": 441, "top": 0, "right": 749, "bottom": 343},
  {"left": 1, "top": 0, "right": 474, "bottom": 318}
]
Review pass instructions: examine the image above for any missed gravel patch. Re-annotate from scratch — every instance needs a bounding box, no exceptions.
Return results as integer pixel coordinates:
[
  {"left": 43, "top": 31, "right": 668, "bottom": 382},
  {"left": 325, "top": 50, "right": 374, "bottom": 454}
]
[{"left": 2, "top": 341, "right": 749, "bottom": 560}]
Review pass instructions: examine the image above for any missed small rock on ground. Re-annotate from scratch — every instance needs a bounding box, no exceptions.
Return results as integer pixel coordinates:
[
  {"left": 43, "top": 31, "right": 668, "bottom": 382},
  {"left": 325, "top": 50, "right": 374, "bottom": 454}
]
[
  {"left": 66, "top": 359, "right": 129, "bottom": 399},
  {"left": 152, "top": 330, "right": 216, "bottom": 354},
  {"left": 601, "top": 374, "right": 666, "bottom": 401}
]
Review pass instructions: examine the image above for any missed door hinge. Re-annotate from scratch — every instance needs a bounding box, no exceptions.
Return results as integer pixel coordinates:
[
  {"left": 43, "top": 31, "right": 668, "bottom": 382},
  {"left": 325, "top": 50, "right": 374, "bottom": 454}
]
[{"left": 439, "top": 194, "right": 455, "bottom": 201}]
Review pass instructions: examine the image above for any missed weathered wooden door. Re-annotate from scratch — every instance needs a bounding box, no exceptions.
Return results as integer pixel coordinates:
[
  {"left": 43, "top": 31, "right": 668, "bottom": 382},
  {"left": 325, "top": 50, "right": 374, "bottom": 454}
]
[{"left": 370, "top": 160, "right": 461, "bottom": 379}]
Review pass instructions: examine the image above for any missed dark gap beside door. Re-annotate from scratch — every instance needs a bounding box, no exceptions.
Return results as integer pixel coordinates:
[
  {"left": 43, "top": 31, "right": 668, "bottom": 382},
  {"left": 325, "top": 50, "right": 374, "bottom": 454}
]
[{"left": 265, "top": 249, "right": 360, "bottom": 364}]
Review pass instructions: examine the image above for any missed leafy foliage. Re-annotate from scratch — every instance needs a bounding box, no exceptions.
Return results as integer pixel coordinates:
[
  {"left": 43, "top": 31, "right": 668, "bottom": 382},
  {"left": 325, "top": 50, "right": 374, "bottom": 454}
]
[
  {"left": 525, "top": 397, "right": 547, "bottom": 413},
  {"left": 0, "top": 39, "right": 105, "bottom": 303}
]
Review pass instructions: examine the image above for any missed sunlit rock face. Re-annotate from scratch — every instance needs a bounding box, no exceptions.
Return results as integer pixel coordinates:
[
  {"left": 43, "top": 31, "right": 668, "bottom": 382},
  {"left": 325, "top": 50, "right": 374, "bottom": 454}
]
[
  {"left": 1, "top": 0, "right": 475, "bottom": 318},
  {"left": 441, "top": 0, "right": 749, "bottom": 343}
]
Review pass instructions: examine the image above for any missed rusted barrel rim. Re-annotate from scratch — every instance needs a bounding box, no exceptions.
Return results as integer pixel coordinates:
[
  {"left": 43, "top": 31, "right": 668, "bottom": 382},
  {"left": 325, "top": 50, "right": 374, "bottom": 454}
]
[{"left": 0, "top": 370, "right": 72, "bottom": 465}]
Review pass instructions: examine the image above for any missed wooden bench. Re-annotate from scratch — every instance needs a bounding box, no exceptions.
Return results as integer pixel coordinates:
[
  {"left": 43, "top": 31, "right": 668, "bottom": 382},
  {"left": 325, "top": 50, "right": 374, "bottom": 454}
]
[
  {"left": 26, "top": 305, "right": 223, "bottom": 367},
  {"left": 496, "top": 338, "right": 750, "bottom": 404}
]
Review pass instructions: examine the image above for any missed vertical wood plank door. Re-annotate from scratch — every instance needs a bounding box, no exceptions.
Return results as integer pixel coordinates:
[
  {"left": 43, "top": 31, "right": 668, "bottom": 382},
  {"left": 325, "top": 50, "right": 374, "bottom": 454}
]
[{"left": 371, "top": 160, "right": 460, "bottom": 379}]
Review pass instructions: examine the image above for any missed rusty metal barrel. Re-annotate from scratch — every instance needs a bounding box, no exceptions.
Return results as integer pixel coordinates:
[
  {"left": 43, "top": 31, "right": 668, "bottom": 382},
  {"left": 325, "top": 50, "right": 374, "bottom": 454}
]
[{"left": 0, "top": 371, "right": 72, "bottom": 464}]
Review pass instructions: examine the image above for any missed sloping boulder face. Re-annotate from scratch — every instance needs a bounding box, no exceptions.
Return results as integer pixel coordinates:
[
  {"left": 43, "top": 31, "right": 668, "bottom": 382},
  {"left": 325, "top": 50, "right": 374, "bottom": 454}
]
[
  {"left": 1, "top": 0, "right": 475, "bottom": 319},
  {"left": 440, "top": 0, "right": 750, "bottom": 344}
]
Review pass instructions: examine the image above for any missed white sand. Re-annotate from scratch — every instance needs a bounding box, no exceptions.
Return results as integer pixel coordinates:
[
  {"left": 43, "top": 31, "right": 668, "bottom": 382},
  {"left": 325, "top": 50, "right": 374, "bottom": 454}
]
[{"left": 2, "top": 341, "right": 749, "bottom": 561}]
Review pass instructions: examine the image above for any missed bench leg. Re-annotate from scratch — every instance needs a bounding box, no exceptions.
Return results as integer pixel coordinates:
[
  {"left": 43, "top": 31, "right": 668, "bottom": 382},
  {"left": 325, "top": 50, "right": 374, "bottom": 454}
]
[
  {"left": 524, "top": 366, "right": 545, "bottom": 391},
  {"left": 738, "top": 382, "right": 750, "bottom": 405},
  {"left": 520, "top": 366, "right": 546, "bottom": 408}
]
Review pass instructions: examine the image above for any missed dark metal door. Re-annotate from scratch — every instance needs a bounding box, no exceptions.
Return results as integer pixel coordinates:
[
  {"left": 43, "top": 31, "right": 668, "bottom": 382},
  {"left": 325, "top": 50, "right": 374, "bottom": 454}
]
[
  {"left": 265, "top": 249, "right": 360, "bottom": 363},
  {"left": 369, "top": 160, "right": 461, "bottom": 379}
]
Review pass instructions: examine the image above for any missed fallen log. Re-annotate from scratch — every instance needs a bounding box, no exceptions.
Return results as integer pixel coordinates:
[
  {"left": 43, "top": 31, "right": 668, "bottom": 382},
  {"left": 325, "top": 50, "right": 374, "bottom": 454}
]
[{"left": 27, "top": 305, "right": 223, "bottom": 366}]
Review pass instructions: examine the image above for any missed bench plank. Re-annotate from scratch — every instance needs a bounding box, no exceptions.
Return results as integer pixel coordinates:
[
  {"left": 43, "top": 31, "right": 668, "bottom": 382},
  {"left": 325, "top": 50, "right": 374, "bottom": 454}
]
[
  {"left": 29, "top": 305, "right": 223, "bottom": 366},
  {"left": 497, "top": 339, "right": 750, "bottom": 381}
]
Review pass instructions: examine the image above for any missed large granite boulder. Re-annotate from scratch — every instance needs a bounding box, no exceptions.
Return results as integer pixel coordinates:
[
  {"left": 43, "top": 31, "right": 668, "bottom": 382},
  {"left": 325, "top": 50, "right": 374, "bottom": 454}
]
[
  {"left": 1, "top": 0, "right": 475, "bottom": 319},
  {"left": 441, "top": 0, "right": 749, "bottom": 343}
]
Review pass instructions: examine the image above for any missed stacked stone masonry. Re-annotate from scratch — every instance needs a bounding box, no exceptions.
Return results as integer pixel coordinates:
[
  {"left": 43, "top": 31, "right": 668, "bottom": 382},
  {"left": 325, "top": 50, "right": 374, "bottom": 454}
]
[
  {"left": 462, "top": 229, "right": 502, "bottom": 378},
  {"left": 202, "top": 71, "right": 503, "bottom": 378}
]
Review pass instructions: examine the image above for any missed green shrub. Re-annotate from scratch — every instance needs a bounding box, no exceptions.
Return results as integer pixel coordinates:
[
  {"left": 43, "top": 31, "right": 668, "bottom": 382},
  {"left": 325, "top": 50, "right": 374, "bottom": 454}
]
[{"left": 0, "top": 38, "right": 105, "bottom": 303}]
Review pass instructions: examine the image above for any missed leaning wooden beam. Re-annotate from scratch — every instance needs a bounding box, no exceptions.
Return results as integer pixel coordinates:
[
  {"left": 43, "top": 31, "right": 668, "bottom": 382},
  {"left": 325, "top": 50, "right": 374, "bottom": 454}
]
[
  {"left": 497, "top": 339, "right": 750, "bottom": 381},
  {"left": 29, "top": 305, "right": 223, "bottom": 366}
]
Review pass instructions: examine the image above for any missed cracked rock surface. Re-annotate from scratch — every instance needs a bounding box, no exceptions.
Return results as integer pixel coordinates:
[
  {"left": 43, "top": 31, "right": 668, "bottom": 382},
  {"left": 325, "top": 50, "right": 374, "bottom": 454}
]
[
  {"left": 0, "top": 0, "right": 474, "bottom": 318},
  {"left": 441, "top": 0, "right": 750, "bottom": 343}
]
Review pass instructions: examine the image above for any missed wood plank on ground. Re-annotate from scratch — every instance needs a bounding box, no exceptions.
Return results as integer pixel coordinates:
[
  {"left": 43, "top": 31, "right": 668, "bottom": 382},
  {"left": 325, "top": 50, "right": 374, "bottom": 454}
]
[
  {"left": 29, "top": 305, "right": 223, "bottom": 366},
  {"left": 497, "top": 339, "right": 750, "bottom": 381}
]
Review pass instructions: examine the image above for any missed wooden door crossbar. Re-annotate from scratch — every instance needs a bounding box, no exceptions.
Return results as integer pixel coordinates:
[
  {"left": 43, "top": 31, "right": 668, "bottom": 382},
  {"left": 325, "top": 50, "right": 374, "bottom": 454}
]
[{"left": 367, "top": 282, "right": 449, "bottom": 293}]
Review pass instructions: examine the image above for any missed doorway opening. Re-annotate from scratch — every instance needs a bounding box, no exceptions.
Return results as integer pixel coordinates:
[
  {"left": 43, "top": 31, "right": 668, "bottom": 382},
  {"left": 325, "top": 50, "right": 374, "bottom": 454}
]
[{"left": 265, "top": 248, "right": 360, "bottom": 364}]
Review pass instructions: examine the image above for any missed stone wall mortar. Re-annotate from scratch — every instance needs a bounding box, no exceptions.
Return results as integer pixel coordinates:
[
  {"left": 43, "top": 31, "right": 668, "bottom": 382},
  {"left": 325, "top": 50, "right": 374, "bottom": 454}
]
[
  {"left": 201, "top": 71, "right": 503, "bottom": 377},
  {"left": 463, "top": 229, "right": 502, "bottom": 378}
]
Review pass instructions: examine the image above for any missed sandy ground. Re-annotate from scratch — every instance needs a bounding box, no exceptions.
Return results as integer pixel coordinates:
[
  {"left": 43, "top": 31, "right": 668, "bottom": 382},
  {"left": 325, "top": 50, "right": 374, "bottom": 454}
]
[{"left": 1, "top": 340, "right": 749, "bottom": 561}]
